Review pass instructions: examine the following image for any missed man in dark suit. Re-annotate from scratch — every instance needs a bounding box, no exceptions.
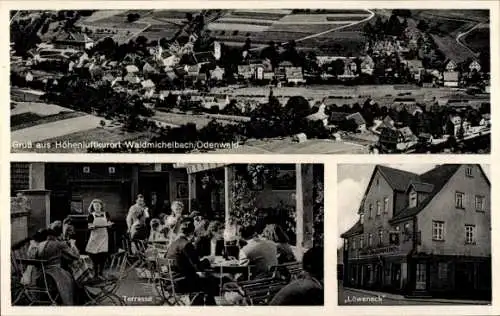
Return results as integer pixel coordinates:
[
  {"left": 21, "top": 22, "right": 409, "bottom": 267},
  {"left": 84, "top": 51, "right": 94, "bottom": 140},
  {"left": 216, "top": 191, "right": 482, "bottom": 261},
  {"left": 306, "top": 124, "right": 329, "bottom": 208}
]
[{"left": 165, "top": 218, "right": 217, "bottom": 305}]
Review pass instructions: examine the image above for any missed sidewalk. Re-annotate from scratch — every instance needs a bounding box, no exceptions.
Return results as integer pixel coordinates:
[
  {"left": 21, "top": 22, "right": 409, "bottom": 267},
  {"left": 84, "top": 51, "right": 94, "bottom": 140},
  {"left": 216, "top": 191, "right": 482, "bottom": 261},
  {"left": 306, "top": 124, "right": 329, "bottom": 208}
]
[{"left": 345, "top": 287, "right": 491, "bottom": 305}]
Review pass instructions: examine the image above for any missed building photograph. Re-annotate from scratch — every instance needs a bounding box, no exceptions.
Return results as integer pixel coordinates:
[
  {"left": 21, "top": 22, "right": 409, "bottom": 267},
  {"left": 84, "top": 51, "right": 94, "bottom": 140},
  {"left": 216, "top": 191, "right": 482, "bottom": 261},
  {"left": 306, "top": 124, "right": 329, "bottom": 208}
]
[
  {"left": 337, "top": 163, "right": 491, "bottom": 305},
  {"left": 10, "top": 162, "right": 324, "bottom": 306}
]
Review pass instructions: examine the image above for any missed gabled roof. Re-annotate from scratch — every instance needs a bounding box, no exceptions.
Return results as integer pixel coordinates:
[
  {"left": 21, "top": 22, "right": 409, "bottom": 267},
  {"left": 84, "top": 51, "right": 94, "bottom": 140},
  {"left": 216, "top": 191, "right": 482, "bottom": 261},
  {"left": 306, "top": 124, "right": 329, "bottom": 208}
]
[
  {"left": 376, "top": 165, "right": 420, "bottom": 192},
  {"left": 390, "top": 164, "right": 463, "bottom": 222},
  {"left": 340, "top": 220, "right": 363, "bottom": 238},
  {"left": 329, "top": 112, "right": 350, "bottom": 123},
  {"left": 407, "top": 181, "right": 434, "bottom": 193}
]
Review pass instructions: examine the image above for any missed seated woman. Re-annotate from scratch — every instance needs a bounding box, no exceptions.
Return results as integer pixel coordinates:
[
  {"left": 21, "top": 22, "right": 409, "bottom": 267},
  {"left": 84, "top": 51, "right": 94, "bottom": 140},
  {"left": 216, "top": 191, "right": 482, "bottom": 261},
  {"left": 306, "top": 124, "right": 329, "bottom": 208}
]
[
  {"left": 30, "top": 228, "right": 80, "bottom": 305},
  {"left": 261, "top": 224, "right": 297, "bottom": 264},
  {"left": 194, "top": 220, "right": 225, "bottom": 258}
]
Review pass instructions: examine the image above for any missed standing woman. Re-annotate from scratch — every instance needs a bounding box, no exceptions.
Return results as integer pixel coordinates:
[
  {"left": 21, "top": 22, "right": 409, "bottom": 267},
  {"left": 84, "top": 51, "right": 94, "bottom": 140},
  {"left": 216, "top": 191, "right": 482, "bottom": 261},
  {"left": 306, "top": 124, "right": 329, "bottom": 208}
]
[{"left": 85, "top": 199, "right": 112, "bottom": 279}]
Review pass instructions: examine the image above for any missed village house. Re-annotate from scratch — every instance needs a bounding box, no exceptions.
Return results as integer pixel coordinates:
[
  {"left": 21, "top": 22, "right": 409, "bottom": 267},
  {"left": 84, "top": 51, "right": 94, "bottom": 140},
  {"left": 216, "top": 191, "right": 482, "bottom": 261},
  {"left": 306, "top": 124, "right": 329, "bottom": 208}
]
[
  {"left": 360, "top": 56, "right": 375, "bottom": 76},
  {"left": 285, "top": 67, "right": 306, "bottom": 85},
  {"left": 341, "top": 164, "right": 490, "bottom": 299},
  {"left": 418, "top": 132, "right": 433, "bottom": 145},
  {"left": 346, "top": 112, "right": 367, "bottom": 132},
  {"left": 445, "top": 115, "right": 471, "bottom": 137},
  {"left": 237, "top": 65, "right": 255, "bottom": 80},
  {"left": 53, "top": 31, "right": 94, "bottom": 50},
  {"left": 340, "top": 59, "right": 358, "bottom": 78},
  {"left": 480, "top": 114, "right": 491, "bottom": 127},
  {"left": 468, "top": 60, "right": 481, "bottom": 73},
  {"left": 378, "top": 126, "right": 417, "bottom": 152},
  {"left": 210, "top": 66, "right": 225, "bottom": 81},
  {"left": 404, "top": 59, "right": 424, "bottom": 81},
  {"left": 443, "top": 60, "right": 459, "bottom": 87}
]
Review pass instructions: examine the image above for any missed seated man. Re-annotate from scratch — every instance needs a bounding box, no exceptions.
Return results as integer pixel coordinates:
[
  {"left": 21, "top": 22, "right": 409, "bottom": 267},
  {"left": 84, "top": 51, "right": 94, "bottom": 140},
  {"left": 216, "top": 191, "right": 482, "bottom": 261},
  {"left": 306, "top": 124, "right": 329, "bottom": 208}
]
[
  {"left": 239, "top": 224, "right": 278, "bottom": 279},
  {"left": 269, "top": 247, "right": 324, "bottom": 306},
  {"left": 165, "top": 218, "right": 217, "bottom": 305}
]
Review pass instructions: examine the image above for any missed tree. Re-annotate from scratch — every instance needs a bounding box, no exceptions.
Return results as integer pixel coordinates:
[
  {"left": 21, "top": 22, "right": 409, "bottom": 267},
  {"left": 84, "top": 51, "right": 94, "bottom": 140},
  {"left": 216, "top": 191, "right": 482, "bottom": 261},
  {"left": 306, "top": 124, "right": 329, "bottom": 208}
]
[
  {"left": 417, "top": 20, "right": 429, "bottom": 32},
  {"left": 386, "top": 14, "right": 403, "bottom": 36},
  {"left": 186, "top": 12, "right": 193, "bottom": 22},
  {"left": 285, "top": 96, "right": 311, "bottom": 121},
  {"left": 127, "top": 13, "right": 140, "bottom": 23},
  {"left": 135, "top": 35, "right": 148, "bottom": 47}
]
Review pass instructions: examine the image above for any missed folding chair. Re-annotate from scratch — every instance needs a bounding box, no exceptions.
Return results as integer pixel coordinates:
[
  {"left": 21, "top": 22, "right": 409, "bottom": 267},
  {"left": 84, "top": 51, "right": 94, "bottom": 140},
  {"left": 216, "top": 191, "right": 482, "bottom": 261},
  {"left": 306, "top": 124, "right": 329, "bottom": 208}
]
[
  {"left": 154, "top": 258, "right": 207, "bottom": 305},
  {"left": 80, "top": 250, "right": 131, "bottom": 305},
  {"left": 13, "top": 258, "right": 61, "bottom": 305}
]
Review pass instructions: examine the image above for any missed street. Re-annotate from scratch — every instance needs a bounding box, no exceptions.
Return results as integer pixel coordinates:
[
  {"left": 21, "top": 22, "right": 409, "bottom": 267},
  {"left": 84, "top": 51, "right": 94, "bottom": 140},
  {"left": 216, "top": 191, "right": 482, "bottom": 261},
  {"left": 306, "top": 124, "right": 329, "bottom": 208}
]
[{"left": 338, "top": 282, "right": 456, "bottom": 305}]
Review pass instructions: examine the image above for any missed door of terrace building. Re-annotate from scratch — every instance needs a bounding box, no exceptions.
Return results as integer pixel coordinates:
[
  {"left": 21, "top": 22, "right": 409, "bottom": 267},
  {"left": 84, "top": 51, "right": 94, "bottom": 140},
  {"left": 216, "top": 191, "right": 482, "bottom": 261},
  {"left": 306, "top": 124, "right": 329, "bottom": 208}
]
[
  {"left": 138, "top": 173, "right": 170, "bottom": 219},
  {"left": 195, "top": 169, "right": 225, "bottom": 221},
  {"left": 415, "top": 263, "right": 427, "bottom": 290},
  {"left": 455, "top": 262, "right": 475, "bottom": 292}
]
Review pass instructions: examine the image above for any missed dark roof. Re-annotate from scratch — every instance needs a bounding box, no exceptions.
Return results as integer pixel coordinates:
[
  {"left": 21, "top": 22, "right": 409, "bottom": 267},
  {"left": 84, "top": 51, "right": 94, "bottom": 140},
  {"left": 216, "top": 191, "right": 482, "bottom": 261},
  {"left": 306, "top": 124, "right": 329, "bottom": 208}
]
[
  {"left": 194, "top": 52, "right": 216, "bottom": 64},
  {"left": 390, "top": 164, "right": 462, "bottom": 222},
  {"left": 329, "top": 112, "right": 349, "bottom": 123},
  {"left": 346, "top": 112, "right": 366, "bottom": 126},
  {"left": 377, "top": 165, "right": 420, "bottom": 192},
  {"left": 407, "top": 181, "right": 434, "bottom": 193},
  {"left": 340, "top": 220, "right": 363, "bottom": 238}
]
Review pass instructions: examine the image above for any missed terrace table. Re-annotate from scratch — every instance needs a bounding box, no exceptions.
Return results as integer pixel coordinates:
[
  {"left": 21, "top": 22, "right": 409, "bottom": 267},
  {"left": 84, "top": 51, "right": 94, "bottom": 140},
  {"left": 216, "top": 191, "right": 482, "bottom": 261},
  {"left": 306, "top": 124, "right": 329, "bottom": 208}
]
[{"left": 202, "top": 256, "right": 252, "bottom": 296}]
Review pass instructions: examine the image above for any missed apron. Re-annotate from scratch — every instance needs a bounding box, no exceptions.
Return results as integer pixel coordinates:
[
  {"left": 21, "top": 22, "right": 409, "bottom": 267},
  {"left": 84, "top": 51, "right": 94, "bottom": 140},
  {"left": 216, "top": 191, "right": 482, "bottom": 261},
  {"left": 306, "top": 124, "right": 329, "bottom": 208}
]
[{"left": 85, "top": 212, "right": 109, "bottom": 254}]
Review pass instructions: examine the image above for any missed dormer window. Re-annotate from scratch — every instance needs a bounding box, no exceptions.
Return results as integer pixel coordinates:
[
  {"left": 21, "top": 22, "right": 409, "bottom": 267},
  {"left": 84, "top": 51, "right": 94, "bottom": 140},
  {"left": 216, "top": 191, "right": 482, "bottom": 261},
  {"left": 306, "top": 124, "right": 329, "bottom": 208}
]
[{"left": 409, "top": 190, "right": 418, "bottom": 208}]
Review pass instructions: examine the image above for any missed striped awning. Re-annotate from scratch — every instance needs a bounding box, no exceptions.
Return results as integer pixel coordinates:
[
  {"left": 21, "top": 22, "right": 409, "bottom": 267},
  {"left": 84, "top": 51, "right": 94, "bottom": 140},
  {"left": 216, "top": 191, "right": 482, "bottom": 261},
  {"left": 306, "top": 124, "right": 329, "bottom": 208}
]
[{"left": 173, "top": 163, "right": 228, "bottom": 174}]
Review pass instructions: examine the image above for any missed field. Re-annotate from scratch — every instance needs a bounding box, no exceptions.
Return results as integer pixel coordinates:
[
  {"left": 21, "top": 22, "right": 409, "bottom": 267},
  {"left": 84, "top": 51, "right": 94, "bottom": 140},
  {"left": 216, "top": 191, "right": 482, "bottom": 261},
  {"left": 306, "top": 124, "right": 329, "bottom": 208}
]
[
  {"left": 431, "top": 33, "right": 476, "bottom": 63},
  {"left": 413, "top": 10, "right": 490, "bottom": 23},
  {"left": 298, "top": 31, "right": 367, "bottom": 55},
  {"left": 11, "top": 111, "right": 84, "bottom": 131},
  {"left": 463, "top": 27, "right": 490, "bottom": 54},
  {"left": 209, "top": 9, "right": 372, "bottom": 50}
]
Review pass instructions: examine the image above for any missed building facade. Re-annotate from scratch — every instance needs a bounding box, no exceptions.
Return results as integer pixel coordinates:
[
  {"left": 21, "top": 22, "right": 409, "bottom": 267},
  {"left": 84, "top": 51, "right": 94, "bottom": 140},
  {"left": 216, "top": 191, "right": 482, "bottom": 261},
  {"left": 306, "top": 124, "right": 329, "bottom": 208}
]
[{"left": 341, "top": 164, "right": 491, "bottom": 300}]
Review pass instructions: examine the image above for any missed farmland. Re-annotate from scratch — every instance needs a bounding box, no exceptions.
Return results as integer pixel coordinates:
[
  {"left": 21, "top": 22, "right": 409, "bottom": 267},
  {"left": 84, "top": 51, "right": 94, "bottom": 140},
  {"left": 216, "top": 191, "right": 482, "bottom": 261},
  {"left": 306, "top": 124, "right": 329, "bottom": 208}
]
[{"left": 463, "top": 26, "right": 490, "bottom": 54}]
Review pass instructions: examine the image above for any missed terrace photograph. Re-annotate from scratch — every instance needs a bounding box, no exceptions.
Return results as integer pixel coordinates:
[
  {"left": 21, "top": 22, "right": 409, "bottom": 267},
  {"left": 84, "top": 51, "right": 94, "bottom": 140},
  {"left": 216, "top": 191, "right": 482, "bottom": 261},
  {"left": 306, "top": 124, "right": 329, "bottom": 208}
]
[
  {"left": 10, "top": 9, "right": 491, "bottom": 154},
  {"left": 10, "top": 162, "right": 324, "bottom": 306},
  {"left": 337, "top": 164, "right": 491, "bottom": 305}
]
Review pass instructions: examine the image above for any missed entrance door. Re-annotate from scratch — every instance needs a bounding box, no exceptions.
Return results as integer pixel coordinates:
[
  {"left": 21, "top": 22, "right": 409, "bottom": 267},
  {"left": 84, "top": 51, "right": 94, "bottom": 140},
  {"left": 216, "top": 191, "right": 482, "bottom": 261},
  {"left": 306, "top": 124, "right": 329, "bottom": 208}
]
[
  {"left": 392, "top": 264, "right": 401, "bottom": 289},
  {"left": 455, "top": 263, "right": 474, "bottom": 291},
  {"left": 416, "top": 263, "right": 427, "bottom": 290},
  {"left": 138, "top": 174, "right": 170, "bottom": 218}
]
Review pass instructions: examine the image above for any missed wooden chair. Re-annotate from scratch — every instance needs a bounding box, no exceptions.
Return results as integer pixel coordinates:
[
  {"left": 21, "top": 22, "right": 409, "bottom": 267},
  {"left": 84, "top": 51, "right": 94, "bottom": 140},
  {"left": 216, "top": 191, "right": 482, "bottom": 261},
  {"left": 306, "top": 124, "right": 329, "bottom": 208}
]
[
  {"left": 221, "top": 277, "right": 288, "bottom": 306},
  {"left": 270, "top": 261, "right": 303, "bottom": 283}
]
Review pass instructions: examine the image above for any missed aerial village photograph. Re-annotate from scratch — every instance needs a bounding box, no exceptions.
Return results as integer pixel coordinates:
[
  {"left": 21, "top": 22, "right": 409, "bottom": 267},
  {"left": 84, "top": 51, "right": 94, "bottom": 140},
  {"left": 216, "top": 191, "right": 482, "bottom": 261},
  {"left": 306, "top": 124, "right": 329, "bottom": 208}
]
[
  {"left": 10, "top": 162, "right": 324, "bottom": 306},
  {"left": 337, "top": 164, "right": 491, "bottom": 305},
  {"left": 9, "top": 9, "right": 491, "bottom": 154}
]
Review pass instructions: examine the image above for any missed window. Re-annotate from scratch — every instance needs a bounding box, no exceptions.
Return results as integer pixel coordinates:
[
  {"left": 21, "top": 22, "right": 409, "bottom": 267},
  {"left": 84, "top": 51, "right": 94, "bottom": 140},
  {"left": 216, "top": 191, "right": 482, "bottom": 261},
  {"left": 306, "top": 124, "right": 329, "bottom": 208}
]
[
  {"left": 368, "top": 234, "right": 373, "bottom": 247},
  {"left": 376, "top": 201, "right": 381, "bottom": 216},
  {"left": 108, "top": 166, "right": 116, "bottom": 174},
  {"left": 384, "top": 197, "right": 389, "bottom": 213},
  {"left": 369, "top": 204, "right": 373, "bottom": 218},
  {"left": 455, "top": 192, "right": 465, "bottom": 209},
  {"left": 438, "top": 262, "right": 448, "bottom": 281},
  {"left": 378, "top": 230, "right": 383, "bottom": 245},
  {"left": 465, "top": 166, "right": 473, "bottom": 177},
  {"left": 396, "top": 225, "right": 400, "bottom": 232},
  {"left": 409, "top": 190, "right": 417, "bottom": 208},
  {"left": 475, "top": 195, "right": 485, "bottom": 212},
  {"left": 352, "top": 238, "right": 356, "bottom": 249},
  {"left": 360, "top": 236, "right": 364, "bottom": 249},
  {"left": 465, "top": 225, "right": 476, "bottom": 244},
  {"left": 432, "top": 221, "right": 445, "bottom": 241},
  {"left": 83, "top": 166, "right": 90, "bottom": 173},
  {"left": 376, "top": 178, "right": 379, "bottom": 187},
  {"left": 360, "top": 214, "right": 365, "bottom": 224},
  {"left": 344, "top": 239, "right": 349, "bottom": 249}
]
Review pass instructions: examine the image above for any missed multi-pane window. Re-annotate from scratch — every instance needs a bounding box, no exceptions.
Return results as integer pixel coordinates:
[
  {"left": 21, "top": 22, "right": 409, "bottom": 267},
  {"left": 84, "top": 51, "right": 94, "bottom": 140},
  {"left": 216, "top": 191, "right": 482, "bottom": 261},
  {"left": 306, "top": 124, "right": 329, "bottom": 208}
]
[
  {"left": 432, "top": 221, "right": 445, "bottom": 241},
  {"left": 465, "top": 225, "right": 476, "bottom": 244},
  {"left": 376, "top": 201, "right": 381, "bottom": 216},
  {"left": 368, "top": 233, "right": 373, "bottom": 247},
  {"left": 384, "top": 197, "right": 389, "bottom": 213},
  {"left": 409, "top": 190, "right": 417, "bottom": 208},
  {"left": 352, "top": 238, "right": 356, "bottom": 249},
  {"left": 455, "top": 192, "right": 465, "bottom": 209},
  {"left": 378, "top": 230, "right": 383, "bottom": 245},
  {"left": 475, "top": 195, "right": 485, "bottom": 211},
  {"left": 465, "top": 166, "right": 473, "bottom": 177},
  {"left": 360, "top": 236, "right": 364, "bottom": 249}
]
